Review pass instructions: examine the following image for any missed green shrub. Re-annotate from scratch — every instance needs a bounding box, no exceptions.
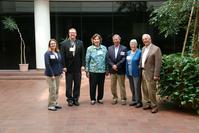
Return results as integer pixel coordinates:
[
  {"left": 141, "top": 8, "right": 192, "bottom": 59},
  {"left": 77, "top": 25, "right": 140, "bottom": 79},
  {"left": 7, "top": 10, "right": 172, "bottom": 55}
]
[{"left": 159, "top": 53, "right": 199, "bottom": 114}]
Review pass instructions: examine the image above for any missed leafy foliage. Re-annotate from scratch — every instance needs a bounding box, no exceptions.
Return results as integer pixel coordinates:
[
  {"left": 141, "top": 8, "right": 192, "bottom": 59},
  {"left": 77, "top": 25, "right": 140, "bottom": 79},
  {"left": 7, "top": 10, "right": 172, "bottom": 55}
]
[
  {"left": 2, "top": 17, "right": 18, "bottom": 31},
  {"left": 159, "top": 53, "right": 199, "bottom": 114},
  {"left": 2, "top": 16, "right": 27, "bottom": 64},
  {"left": 116, "top": 1, "right": 150, "bottom": 12},
  {"left": 149, "top": 0, "right": 193, "bottom": 37}
]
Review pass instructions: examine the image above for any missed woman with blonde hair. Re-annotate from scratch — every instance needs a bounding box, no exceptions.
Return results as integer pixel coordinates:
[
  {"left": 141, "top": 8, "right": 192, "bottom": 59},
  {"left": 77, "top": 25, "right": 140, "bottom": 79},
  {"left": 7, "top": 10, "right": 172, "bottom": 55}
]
[{"left": 44, "top": 39, "right": 63, "bottom": 111}]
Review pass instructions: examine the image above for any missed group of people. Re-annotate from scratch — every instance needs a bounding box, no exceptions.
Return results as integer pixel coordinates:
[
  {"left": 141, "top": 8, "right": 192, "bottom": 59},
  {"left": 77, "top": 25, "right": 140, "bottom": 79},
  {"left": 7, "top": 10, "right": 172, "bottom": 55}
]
[{"left": 44, "top": 28, "right": 162, "bottom": 114}]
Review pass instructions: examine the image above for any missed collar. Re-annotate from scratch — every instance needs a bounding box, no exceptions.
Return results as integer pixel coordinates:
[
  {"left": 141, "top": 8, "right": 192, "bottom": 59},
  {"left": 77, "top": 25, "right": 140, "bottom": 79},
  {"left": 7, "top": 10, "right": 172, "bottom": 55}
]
[
  {"left": 114, "top": 44, "right": 120, "bottom": 48},
  {"left": 69, "top": 38, "right": 76, "bottom": 42},
  {"left": 93, "top": 44, "right": 102, "bottom": 49},
  {"left": 145, "top": 43, "right": 152, "bottom": 49}
]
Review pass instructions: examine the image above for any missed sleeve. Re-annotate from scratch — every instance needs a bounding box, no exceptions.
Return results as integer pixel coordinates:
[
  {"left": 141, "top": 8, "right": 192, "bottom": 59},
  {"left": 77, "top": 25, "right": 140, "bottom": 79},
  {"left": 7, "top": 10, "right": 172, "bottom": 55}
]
[
  {"left": 60, "top": 43, "right": 66, "bottom": 68},
  {"left": 138, "top": 50, "right": 142, "bottom": 65},
  {"left": 125, "top": 52, "right": 129, "bottom": 77},
  {"left": 85, "top": 47, "right": 91, "bottom": 72},
  {"left": 154, "top": 47, "right": 162, "bottom": 77},
  {"left": 106, "top": 47, "right": 114, "bottom": 67},
  {"left": 105, "top": 48, "right": 109, "bottom": 72},
  {"left": 58, "top": 52, "right": 63, "bottom": 71},
  {"left": 139, "top": 48, "right": 145, "bottom": 68},
  {"left": 81, "top": 42, "right": 86, "bottom": 67},
  {"left": 116, "top": 46, "right": 127, "bottom": 68},
  {"left": 44, "top": 52, "right": 54, "bottom": 76}
]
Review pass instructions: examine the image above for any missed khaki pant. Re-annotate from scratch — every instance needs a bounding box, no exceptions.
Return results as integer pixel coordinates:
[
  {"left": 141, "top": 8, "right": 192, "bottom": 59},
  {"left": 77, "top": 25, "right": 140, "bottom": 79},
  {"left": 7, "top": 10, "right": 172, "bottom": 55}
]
[
  {"left": 111, "top": 74, "right": 126, "bottom": 100},
  {"left": 141, "top": 70, "right": 157, "bottom": 107},
  {"left": 46, "top": 76, "right": 61, "bottom": 107}
]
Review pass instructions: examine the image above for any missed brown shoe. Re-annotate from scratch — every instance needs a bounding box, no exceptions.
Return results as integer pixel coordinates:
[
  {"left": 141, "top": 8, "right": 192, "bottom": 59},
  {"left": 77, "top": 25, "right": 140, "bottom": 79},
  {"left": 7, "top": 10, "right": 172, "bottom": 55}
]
[
  {"left": 151, "top": 107, "right": 158, "bottom": 113},
  {"left": 143, "top": 105, "right": 151, "bottom": 110}
]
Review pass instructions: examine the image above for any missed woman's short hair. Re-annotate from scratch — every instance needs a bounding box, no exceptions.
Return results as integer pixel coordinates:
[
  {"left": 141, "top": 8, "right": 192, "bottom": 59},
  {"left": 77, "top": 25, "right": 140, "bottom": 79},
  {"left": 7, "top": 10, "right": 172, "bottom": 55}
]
[
  {"left": 48, "top": 39, "right": 59, "bottom": 52},
  {"left": 91, "top": 33, "right": 102, "bottom": 44},
  {"left": 129, "top": 39, "right": 138, "bottom": 47}
]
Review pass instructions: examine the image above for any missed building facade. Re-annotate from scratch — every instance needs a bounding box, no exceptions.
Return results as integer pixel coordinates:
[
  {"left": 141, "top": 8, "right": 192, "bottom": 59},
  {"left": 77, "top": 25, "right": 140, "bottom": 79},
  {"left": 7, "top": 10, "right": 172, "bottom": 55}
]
[{"left": 0, "top": 0, "right": 183, "bottom": 69}]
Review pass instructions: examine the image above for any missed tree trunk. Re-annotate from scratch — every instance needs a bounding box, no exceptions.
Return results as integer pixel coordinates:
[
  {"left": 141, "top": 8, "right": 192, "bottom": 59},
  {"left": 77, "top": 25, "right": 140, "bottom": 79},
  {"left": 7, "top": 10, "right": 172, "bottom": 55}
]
[
  {"left": 17, "top": 26, "right": 26, "bottom": 64},
  {"left": 192, "top": 8, "right": 199, "bottom": 57},
  {"left": 182, "top": 0, "right": 195, "bottom": 57}
]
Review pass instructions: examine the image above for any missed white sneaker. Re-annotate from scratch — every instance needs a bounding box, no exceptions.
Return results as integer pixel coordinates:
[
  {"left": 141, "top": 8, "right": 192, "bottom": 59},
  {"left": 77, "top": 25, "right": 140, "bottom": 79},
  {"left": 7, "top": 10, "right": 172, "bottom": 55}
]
[
  {"left": 91, "top": 100, "right": 96, "bottom": 105},
  {"left": 112, "top": 99, "right": 117, "bottom": 104},
  {"left": 48, "top": 106, "right": 57, "bottom": 111},
  {"left": 121, "top": 100, "right": 126, "bottom": 105},
  {"left": 97, "top": 100, "right": 103, "bottom": 104}
]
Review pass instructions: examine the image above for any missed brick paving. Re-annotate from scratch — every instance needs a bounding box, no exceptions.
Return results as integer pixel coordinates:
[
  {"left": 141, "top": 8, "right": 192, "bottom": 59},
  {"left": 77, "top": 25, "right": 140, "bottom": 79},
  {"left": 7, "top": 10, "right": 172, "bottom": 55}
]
[{"left": 0, "top": 74, "right": 199, "bottom": 133}]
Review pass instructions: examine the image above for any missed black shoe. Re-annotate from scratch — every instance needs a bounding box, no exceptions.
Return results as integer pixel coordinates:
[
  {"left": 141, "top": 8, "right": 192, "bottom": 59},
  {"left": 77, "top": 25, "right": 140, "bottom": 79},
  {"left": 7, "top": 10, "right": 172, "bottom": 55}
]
[
  {"left": 129, "top": 101, "right": 137, "bottom": 106},
  {"left": 135, "top": 103, "right": 143, "bottom": 108},
  {"left": 73, "top": 101, "right": 80, "bottom": 106},
  {"left": 68, "top": 100, "right": 73, "bottom": 106}
]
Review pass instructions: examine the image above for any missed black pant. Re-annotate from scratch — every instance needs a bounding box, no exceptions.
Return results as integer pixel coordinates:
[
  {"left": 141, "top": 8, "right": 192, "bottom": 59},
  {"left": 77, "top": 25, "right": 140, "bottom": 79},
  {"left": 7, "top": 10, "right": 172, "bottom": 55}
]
[
  {"left": 65, "top": 72, "right": 81, "bottom": 102},
  {"left": 89, "top": 72, "right": 105, "bottom": 101}
]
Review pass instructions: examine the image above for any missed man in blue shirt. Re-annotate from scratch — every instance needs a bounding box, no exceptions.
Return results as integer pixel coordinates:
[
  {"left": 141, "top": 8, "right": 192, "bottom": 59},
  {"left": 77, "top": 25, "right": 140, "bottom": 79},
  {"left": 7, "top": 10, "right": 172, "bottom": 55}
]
[{"left": 107, "top": 34, "right": 127, "bottom": 105}]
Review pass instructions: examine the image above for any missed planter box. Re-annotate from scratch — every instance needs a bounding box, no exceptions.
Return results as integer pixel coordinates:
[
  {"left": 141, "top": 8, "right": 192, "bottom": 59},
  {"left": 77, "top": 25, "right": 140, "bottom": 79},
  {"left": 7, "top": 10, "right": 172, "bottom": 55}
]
[{"left": 19, "top": 64, "right": 29, "bottom": 72}]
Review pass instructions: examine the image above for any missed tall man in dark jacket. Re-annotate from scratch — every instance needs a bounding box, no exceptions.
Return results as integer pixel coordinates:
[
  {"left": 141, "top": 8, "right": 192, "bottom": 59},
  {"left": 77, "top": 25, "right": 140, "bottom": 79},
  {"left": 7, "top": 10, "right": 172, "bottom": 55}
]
[
  {"left": 61, "top": 28, "right": 85, "bottom": 106},
  {"left": 107, "top": 34, "right": 127, "bottom": 105}
]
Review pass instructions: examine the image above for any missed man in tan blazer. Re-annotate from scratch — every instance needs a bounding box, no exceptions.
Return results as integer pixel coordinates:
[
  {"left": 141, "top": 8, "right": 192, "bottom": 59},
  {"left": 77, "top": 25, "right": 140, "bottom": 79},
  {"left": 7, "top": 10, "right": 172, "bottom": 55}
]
[{"left": 140, "top": 34, "right": 162, "bottom": 113}]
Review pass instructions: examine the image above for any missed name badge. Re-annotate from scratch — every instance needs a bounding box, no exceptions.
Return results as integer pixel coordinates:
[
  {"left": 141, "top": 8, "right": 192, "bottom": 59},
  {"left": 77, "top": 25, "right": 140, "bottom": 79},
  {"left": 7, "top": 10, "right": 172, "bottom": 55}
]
[
  {"left": 50, "top": 55, "right": 56, "bottom": 59},
  {"left": 97, "top": 51, "right": 103, "bottom": 55},
  {"left": 120, "top": 51, "right": 125, "bottom": 56},
  {"left": 70, "top": 47, "right": 75, "bottom": 52},
  {"left": 126, "top": 56, "right": 131, "bottom": 61}
]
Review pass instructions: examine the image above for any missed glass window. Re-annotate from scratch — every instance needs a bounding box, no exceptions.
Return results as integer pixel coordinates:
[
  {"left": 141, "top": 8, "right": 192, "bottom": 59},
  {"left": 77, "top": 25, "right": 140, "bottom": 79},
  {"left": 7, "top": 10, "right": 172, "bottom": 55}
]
[
  {"left": 0, "top": 0, "right": 182, "bottom": 69},
  {"left": 0, "top": 1, "right": 35, "bottom": 69}
]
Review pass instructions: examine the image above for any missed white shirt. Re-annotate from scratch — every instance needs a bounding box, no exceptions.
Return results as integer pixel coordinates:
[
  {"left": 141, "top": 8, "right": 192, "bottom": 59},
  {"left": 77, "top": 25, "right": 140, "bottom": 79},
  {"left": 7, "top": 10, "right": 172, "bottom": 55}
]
[
  {"left": 114, "top": 45, "right": 119, "bottom": 59},
  {"left": 142, "top": 44, "right": 152, "bottom": 68},
  {"left": 53, "top": 52, "right": 58, "bottom": 59},
  {"left": 70, "top": 40, "right": 76, "bottom": 56}
]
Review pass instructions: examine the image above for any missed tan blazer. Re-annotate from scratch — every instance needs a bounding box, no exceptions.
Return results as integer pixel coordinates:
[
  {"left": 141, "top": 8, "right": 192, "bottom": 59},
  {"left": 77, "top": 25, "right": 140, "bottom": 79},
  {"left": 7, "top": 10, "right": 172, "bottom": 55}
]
[{"left": 140, "top": 44, "right": 162, "bottom": 81}]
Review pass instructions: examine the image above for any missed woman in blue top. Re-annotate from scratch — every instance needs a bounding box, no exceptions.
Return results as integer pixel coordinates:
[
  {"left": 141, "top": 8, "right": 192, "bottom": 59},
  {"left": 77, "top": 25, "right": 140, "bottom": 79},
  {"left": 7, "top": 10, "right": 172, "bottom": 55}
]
[
  {"left": 85, "top": 34, "right": 108, "bottom": 105},
  {"left": 44, "top": 39, "right": 63, "bottom": 111},
  {"left": 126, "top": 39, "right": 142, "bottom": 108}
]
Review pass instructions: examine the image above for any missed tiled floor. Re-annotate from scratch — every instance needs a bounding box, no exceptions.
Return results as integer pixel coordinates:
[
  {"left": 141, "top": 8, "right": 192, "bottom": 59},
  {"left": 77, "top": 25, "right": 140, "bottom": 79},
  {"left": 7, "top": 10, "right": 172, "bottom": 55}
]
[{"left": 0, "top": 74, "right": 198, "bottom": 133}]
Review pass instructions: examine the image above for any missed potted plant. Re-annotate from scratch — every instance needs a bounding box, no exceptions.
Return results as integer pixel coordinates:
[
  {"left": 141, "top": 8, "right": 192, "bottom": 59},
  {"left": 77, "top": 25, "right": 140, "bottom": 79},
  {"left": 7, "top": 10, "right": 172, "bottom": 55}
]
[{"left": 2, "top": 17, "right": 28, "bottom": 71}]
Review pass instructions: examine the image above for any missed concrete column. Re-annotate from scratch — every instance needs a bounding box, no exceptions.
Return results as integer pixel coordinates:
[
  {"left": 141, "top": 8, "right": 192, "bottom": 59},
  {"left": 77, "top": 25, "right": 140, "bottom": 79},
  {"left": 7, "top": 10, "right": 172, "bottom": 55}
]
[{"left": 34, "top": 0, "right": 50, "bottom": 69}]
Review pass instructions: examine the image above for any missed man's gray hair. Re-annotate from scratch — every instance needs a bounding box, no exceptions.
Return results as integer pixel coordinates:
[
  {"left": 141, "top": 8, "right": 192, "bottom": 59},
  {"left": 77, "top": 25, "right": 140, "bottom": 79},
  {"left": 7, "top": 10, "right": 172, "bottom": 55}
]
[
  {"left": 112, "top": 34, "right": 121, "bottom": 40},
  {"left": 142, "top": 34, "right": 151, "bottom": 39}
]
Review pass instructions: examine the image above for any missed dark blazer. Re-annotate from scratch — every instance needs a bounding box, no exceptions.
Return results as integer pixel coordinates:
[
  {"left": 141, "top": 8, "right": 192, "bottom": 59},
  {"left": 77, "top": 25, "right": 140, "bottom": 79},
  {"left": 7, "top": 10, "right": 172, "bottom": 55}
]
[
  {"left": 126, "top": 49, "right": 142, "bottom": 77},
  {"left": 140, "top": 44, "right": 162, "bottom": 81},
  {"left": 44, "top": 51, "right": 63, "bottom": 77},
  {"left": 61, "top": 39, "right": 85, "bottom": 73},
  {"left": 107, "top": 45, "right": 127, "bottom": 74}
]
